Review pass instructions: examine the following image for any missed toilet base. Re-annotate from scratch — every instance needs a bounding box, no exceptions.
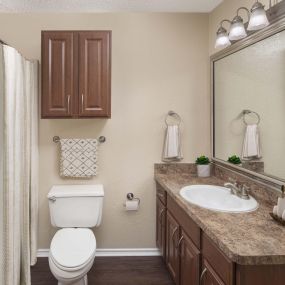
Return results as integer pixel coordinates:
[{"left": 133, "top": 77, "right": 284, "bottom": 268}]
[{"left": 58, "top": 275, "right": 87, "bottom": 285}]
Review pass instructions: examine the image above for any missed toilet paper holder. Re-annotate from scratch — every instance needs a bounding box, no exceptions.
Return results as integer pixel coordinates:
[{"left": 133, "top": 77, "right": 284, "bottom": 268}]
[{"left": 124, "top": 193, "right": 140, "bottom": 207}]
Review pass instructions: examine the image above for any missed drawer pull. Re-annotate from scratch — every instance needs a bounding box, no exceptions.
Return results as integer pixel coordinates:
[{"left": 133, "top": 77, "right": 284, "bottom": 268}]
[
  {"left": 200, "top": 268, "right": 207, "bottom": 285},
  {"left": 159, "top": 208, "right": 166, "bottom": 225},
  {"left": 176, "top": 235, "right": 184, "bottom": 249},
  {"left": 171, "top": 226, "right": 179, "bottom": 241},
  {"left": 157, "top": 192, "right": 164, "bottom": 200},
  {"left": 67, "top": 95, "right": 70, "bottom": 114},
  {"left": 81, "top": 93, "right": 84, "bottom": 113}
]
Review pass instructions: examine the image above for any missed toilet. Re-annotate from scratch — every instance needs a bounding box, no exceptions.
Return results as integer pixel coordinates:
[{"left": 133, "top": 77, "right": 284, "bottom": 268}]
[{"left": 47, "top": 184, "right": 104, "bottom": 285}]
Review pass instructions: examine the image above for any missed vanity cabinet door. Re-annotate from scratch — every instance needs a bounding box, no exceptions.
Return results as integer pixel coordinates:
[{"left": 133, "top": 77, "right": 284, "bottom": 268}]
[
  {"left": 180, "top": 230, "right": 200, "bottom": 285},
  {"left": 78, "top": 31, "right": 111, "bottom": 118},
  {"left": 156, "top": 198, "right": 166, "bottom": 260},
  {"left": 166, "top": 211, "right": 180, "bottom": 284},
  {"left": 42, "top": 31, "right": 77, "bottom": 118},
  {"left": 201, "top": 259, "right": 225, "bottom": 285}
]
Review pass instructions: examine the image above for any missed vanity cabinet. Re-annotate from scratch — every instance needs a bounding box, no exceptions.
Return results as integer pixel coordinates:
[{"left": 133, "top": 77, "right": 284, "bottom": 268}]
[
  {"left": 41, "top": 30, "right": 111, "bottom": 119},
  {"left": 156, "top": 185, "right": 231, "bottom": 285}
]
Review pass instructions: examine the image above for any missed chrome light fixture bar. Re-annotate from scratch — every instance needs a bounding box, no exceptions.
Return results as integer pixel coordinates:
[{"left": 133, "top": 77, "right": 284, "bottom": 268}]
[{"left": 215, "top": 0, "right": 269, "bottom": 49}]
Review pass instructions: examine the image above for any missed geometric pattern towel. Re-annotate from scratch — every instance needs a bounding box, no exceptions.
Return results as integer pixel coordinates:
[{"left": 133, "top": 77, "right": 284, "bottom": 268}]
[{"left": 59, "top": 139, "right": 98, "bottom": 178}]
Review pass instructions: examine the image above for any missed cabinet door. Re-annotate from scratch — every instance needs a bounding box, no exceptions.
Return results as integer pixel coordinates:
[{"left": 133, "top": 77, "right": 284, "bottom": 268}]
[
  {"left": 166, "top": 211, "right": 180, "bottom": 284},
  {"left": 180, "top": 230, "right": 200, "bottom": 285},
  {"left": 201, "top": 259, "right": 225, "bottom": 285},
  {"left": 156, "top": 198, "right": 166, "bottom": 260},
  {"left": 42, "top": 31, "right": 77, "bottom": 118},
  {"left": 78, "top": 31, "right": 111, "bottom": 117}
]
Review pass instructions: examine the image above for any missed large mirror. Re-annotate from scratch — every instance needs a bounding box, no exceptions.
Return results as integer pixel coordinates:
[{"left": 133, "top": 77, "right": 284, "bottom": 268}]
[{"left": 212, "top": 23, "right": 285, "bottom": 183}]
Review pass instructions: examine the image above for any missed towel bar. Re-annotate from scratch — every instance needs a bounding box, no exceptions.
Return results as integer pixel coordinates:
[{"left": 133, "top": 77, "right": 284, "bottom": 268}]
[{"left": 53, "top": 135, "right": 106, "bottom": 143}]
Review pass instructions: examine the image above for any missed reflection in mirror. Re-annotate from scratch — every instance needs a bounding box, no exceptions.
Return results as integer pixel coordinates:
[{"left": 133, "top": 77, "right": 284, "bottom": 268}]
[{"left": 214, "top": 29, "right": 285, "bottom": 180}]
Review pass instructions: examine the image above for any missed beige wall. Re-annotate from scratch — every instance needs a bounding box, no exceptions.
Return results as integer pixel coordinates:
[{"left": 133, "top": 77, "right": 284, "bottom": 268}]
[
  {"left": 0, "top": 13, "right": 210, "bottom": 249},
  {"left": 209, "top": 0, "right": 269, "bottom": 55}
]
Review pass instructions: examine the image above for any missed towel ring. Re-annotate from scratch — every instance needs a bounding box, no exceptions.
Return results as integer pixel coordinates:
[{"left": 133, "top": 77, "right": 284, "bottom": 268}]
[
  {"left": 165, "top": 111, "right": 181, "bottom": 126},
  {"left": 242, "top": 109, "right": 260, "bottom": 125}
]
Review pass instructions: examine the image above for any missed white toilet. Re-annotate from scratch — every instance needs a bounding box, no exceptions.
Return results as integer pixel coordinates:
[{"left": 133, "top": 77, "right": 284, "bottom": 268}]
[{"left": 47, "top": 184, "right": 104, "bottom": 285}]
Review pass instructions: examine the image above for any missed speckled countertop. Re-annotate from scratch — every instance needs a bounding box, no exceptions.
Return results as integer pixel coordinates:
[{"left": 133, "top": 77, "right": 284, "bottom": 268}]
[{"left": 155, "top": 165, "right": 285, "bottom": 265}]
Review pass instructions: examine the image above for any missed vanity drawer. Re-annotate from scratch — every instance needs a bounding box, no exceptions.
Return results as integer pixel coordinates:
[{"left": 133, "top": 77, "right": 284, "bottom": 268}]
[
  {"left": 202, "top": 233, "right": 234, "bottom": 285},
  {"left": 156, "top": 183, "right": 167, "bottom": 205},
  {"left": 167, "top": 194, "right": 200, "bottom": 249}
]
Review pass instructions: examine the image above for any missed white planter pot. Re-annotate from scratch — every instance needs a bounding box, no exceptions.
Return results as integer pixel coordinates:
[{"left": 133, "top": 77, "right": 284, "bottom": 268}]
[{"left": 197, "top": 164, "right": 211, "bottom": 177}]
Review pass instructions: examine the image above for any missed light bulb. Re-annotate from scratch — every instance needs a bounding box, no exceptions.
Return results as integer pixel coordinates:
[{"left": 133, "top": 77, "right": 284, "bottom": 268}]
[
  {"left": 248, "top": 1, "right": 269, "bottom": 31},
  {"left": 215, "top": 27, "right": 231, "bottom": 49}
]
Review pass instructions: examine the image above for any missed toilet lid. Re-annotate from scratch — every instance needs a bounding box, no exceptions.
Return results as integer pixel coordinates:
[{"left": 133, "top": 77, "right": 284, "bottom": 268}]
[{"left": 50, "top": 228, "right": 96, "bottom": 269}]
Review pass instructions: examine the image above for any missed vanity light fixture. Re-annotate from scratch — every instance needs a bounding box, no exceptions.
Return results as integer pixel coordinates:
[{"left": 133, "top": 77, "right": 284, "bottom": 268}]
[
  {"left": 215, "top": 0, "right": 269, "bottom": 49},
  {"left": 248, "top": 1, "right": 269, "bottom": 30},
  {"left": 215, "top": 20, "right": 231, "bottom": 49},
  {"left": 229, "top": 8, "right": 249, "bottom": 41}
]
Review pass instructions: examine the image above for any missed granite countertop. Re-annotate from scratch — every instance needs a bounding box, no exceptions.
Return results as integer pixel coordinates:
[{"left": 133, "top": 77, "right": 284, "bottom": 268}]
[{"left": 155, "top": 172, "right": 285, "bottom": 265}]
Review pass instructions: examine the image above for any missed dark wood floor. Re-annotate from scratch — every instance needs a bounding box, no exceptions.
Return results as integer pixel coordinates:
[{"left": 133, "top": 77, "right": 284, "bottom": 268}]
[{"left": 31, "top": 257, "right": 174, "bottom": 285}]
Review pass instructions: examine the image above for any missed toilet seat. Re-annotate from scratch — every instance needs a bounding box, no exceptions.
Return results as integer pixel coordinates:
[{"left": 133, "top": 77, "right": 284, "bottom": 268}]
[{"left": 50, "top": 228, "right": 96, "bottom": 272}]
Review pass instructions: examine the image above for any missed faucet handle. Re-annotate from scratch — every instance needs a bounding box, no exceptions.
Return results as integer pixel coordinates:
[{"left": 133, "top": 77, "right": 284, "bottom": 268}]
[
  {"left": 241, "top": 185, "right": 251, "bottom": 199},
  {"left": 229, "top": 177, "right": 237, "bottom": 185}
]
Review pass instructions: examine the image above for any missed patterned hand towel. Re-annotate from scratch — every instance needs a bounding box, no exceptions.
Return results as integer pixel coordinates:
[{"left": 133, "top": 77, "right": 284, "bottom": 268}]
[{"left": 59, "top": 139, "right": 98, "bottom": 178}]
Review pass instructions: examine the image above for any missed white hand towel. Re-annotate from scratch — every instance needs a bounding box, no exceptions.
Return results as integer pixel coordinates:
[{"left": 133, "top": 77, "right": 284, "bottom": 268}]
[
  {"left": 162, "top": 125, "right": 183, "bottom": 161},
  {"left": 242, "top": 124, "right": 261, "bottom": 160}
]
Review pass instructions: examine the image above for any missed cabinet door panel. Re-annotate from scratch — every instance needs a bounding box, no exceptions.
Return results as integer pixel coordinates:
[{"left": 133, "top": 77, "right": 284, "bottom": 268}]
[
  {"left": 79, "top": 31, "right": 111, "bottom": 117},
  {"left": 156, "top": 198, "right": 166, "bottom": 260},
  {"left": 166, "top": 211, "right": 180, "bottom": 284},
  {"left": 180, "top": 230, "right": 200, "bottom": 285},
  {"left": 42, "top": 31, "right": 76, "bottom": 118}
]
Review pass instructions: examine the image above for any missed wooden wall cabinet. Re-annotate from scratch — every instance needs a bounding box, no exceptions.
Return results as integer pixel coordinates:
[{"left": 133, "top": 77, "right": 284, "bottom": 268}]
[{"left": 41, "top": 30, "right": 111, "bottom": 119}]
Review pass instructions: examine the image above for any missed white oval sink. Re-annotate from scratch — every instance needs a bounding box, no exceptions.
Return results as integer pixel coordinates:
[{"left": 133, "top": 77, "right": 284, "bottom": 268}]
[{"left": 180, "top": 185, "right": 258, "bottom": 213}]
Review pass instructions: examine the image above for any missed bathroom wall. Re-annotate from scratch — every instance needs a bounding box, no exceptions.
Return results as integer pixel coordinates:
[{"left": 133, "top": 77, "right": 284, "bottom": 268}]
[
  {"left": 0, "top": 13, "right": 210, "bottom": 249},
  {"left": 209, "top": 0, "right": 269, "bottom": 55}
]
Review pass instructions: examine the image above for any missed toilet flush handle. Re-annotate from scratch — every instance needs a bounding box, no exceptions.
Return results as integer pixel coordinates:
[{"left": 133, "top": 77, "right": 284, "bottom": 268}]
[{"left": 48, "top": 196, "right": 56, "bottom": 202}]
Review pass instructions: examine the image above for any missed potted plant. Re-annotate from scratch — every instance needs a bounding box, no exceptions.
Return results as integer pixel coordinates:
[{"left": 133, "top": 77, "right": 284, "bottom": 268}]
[
  {"left": 195, "top": 155, "right": 211, "bottom": 177},
  {"left": 228, "top": 155, "right": 242, "bottom": 165}
]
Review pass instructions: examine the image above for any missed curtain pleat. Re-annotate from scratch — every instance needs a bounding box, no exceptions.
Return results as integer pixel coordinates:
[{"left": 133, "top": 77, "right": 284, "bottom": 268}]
[{"left": 1, "top": 45, "right": 39, "bottom": 285}]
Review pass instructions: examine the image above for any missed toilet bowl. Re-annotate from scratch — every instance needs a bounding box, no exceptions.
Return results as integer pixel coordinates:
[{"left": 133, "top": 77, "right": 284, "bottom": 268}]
[
  {"left": 47, "top": 185, "right": 104, "bottom": 285},
  {"left": 49, "top": 228, "right": 96, "bottom": 285}
]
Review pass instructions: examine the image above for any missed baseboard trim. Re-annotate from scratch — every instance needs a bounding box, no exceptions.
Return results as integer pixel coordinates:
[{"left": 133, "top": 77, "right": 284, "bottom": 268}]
[{"left": 37, "top": 248, "right": 161, "bottom": 258}]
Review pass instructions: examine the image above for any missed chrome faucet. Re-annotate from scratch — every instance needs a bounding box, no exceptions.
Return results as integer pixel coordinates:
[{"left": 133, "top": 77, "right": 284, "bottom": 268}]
[{"left": 224, "top": 179, "right": 251, "bottom": 200}]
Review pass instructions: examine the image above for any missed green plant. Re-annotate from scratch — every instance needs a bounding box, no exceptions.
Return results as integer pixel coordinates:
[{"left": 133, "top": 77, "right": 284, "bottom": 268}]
[
  {"left": 228, "top": 155, "right": 241, "bottom": 165},
  {"left": 195, "top": 155, "right": 210, "bottom": 165}
]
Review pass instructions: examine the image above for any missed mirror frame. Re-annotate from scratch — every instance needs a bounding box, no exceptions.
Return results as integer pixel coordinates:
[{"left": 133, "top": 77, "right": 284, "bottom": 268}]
[{"left": 210, "top": 2, "right": 285, "bottom": 193}]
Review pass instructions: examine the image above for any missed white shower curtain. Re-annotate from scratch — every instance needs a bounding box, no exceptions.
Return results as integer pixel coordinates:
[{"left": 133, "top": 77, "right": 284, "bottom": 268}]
[{"left": 0, "top": 44, "right": 39, "bottom": 285}]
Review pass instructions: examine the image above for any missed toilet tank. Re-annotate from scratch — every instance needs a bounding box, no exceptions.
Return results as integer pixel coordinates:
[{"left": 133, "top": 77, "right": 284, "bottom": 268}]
[{"left": 47, "top": 185, "right": 104, "bottom": 228}]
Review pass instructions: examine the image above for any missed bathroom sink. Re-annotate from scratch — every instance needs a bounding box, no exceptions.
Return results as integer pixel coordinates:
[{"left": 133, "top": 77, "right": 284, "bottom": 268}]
[{"left": 179, "top": 185, "right": 258, "bottom": 213}]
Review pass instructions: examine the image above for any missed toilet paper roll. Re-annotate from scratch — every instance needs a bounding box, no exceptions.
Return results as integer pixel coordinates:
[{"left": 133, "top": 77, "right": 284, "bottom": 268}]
[{"left": 125, "top": 200, "right": 140, "bottom": 211}]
